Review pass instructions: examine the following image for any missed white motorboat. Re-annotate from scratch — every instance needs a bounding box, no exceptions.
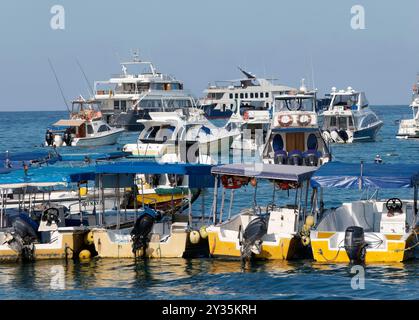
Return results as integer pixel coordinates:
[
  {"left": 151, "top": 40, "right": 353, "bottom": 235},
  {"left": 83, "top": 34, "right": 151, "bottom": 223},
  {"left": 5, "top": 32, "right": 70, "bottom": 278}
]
[
  {"left": 122, "top": 108, "right": 239, "bottom": 160},
  {"left": 46, "top": 98, "right": 125, "bottom": 147},
  {"left": 226, "top": 102, "right": 271, "bottom": 152},
  {"left": 321, "top": 87, "right": 383, "bottom": 143},
  {"left": 261, "top": 84, "right": 331, "bottom": 166},
  {"left": 397, "top": 76, "right": 419, "bottom": 139}
]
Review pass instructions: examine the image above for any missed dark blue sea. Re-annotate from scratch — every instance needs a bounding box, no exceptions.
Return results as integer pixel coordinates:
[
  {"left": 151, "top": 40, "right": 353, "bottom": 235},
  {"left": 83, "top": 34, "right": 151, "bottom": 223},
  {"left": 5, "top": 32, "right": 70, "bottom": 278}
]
[{"left": 0, "top": 106, "right": 417, "bottom": 300}]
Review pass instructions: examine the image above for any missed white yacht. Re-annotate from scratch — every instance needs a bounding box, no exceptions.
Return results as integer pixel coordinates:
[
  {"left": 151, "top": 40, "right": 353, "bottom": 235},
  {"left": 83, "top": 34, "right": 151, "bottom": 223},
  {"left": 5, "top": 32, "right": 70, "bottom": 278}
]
[
  {"left": 94, "top": 52, "right": 196, "bottom": 131},
  {"left": 122, "top": 108, "right": 239, "bottom": 160},
  {"left": 262, "top": 83, "right": 331, "bottom": 166},
  {"left": 397, "top": 76, "right": 419, "bottom": 139},
  {"left": 321, "top": 87, "right": 383, "bottom": 143},
  {"left": 46, "top": 98, "right": 124, "bottom": 147},
  {"left": 199, "top": 67, "right": 295, "bottom": 119}
]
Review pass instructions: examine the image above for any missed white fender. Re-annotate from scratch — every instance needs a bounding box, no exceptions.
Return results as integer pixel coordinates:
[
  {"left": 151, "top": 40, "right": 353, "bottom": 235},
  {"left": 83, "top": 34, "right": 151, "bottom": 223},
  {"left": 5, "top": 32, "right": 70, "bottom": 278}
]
[
  {"left": 346, "top": 130, "right": 354, "bottom": 143},
  {"left": 322, "top": 131, "right": 332, "bottom": 143}
]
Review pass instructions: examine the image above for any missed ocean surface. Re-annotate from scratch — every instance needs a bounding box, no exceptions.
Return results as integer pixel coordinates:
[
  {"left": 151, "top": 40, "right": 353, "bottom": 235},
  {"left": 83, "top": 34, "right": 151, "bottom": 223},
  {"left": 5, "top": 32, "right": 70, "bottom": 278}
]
[{"left": 0, "top": 106, "right": 417, "bottom": 300}]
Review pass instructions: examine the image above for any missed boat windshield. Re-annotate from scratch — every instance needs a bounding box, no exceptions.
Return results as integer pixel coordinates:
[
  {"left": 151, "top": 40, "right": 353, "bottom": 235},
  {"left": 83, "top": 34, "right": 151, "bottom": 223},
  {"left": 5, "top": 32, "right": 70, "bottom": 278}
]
[
  {"left": 331, "top": 94, "right": 359, "bottom": 109},
  {"left": 274, "top": 97, "right": 315, "bottom": 112},
  {"left": 412, "top": 105, "right": 419, "bottom": 118}
]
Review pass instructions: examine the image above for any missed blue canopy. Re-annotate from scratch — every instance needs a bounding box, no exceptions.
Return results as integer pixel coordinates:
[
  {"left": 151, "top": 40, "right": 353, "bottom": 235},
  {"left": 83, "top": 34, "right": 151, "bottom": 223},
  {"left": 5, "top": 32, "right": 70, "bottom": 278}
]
[
  {"left": 0, "top": 165, "right": 95, "bottom": 188},
  {"left": 77, "top": 161, "right": 215, "bottom": 188},
  {"left": 59, "top": 151, "right": 128, "bottom": 162},
  {"left": 310, "top": 162, "right": 419, "bottom": 189},
  {"left": 212, "top": 163, "right": 317, "bottom": 182}
]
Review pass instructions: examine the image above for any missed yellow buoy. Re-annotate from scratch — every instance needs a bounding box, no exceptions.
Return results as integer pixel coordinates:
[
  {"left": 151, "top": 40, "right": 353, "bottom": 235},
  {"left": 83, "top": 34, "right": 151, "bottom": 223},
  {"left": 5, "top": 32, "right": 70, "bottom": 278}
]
[
  {"left": 199, "top": 226, "right": 208, "bottom": 239},
  {"left": 79, "top": 249, "right": 91, "bottom": 261},
  {"left": 79, "top": 187, "right": 88, "bottom": 197},
  {"left": 84, "top": 231, "right": 94, "bottom": 246},
  {"left": 189, "top": 230, "right": 200, "bottom": 244}
]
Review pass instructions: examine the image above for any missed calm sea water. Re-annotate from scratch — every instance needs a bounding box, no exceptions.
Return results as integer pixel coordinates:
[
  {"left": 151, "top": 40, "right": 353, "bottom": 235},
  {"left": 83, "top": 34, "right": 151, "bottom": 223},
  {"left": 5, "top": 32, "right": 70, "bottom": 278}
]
[{"left": 0, "top": 106, "right": 417, "bottom": 300}]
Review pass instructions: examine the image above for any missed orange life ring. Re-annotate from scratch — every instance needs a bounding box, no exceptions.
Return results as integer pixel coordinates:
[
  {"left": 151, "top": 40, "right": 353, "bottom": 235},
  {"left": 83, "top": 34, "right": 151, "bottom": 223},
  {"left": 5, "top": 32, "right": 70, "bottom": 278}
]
[
  {"left": 297, "top": 114, "right": 312, "bottom": 126},
  {"left": 278, "top": 114, "right": 293, "bottom": 127},
  {"left": 277, "top": 181, "right": 299, "bottom": 190},
  {"left": 221, "top": 175, "right": 249, "bottom": 189},
  {"left": 243, "top": 111, "right": 249, "bottom": 120}
]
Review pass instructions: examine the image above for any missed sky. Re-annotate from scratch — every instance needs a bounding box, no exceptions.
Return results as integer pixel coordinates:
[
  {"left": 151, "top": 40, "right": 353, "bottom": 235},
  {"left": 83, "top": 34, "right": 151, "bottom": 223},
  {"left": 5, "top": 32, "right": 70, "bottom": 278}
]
[{"left": 0, "top": 0, "right": 418, "bottom": 110}]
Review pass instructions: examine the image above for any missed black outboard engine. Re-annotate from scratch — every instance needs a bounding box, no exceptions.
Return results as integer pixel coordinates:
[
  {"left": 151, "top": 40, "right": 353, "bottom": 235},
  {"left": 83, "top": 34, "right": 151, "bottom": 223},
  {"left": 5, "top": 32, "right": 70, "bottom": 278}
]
[
  {"left": 273, "top": 150, "right": 288, "bottom": 165},
  {"left": 63, "top": 129, "right": 72, "bottom": 146},
  {"left": 45, "top": 130, "right": 53, "bottom": 146},
  {"left": 303, "top": 150, "right": 321, "bottom": 166},
  {"left": 5, "top": 216, "right": 39, "bottom": 261},
  {"left": 288, "top": 150, "right": 303, "bottom": 166},
  {"left": 344, "top": 226, "right": 366, "bottom": 264},
  {"left": 338, "top": 130, "right": 349, "bottom": 143},
  {"left": 130, "top": 208, "right": 160, "bottom": 257},
  {"left": 240, "top": 217, "right": 268, "bottom": 259}
]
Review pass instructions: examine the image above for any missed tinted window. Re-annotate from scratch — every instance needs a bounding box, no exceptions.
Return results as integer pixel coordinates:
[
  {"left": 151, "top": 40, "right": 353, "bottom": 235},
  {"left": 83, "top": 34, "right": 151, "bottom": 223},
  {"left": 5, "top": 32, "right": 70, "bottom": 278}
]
[
  {"left": 113, "top": 100, "right": 119, "bottom": 109},
  {"left": 245, "top": 93, "right": 248, "bottom": 98},
  {"left": 272, "top": 134, "right": 284, "bottom": 152},
  {"left": 307, "top": 134, "right": 318, "bottom": 150},
  {"left": 330, "top": 117, "right": 337, "bottom": 126},
  {"left": 240, "top": 93, "right": 244, "bottom": 99},
  {"left": 255, "top": 93, "right": 259, "bottom": 98},
  {"left": 98, "top": 125, "right": 110, "bottom": 132},
  {"left": 229, "top": 93, "right": 233, "bottom": 99},
  {"left": 265, "top": 92, "right": 269, "bottom": 98},
  {"left": 235, "top": 93, "right": 238, "bottom": 99},
  {"left": 87, "top": 125, "right": 94, "bottom": 134},
  {"left": 250, "top": 92, "right": 254, "bottom": 98}
]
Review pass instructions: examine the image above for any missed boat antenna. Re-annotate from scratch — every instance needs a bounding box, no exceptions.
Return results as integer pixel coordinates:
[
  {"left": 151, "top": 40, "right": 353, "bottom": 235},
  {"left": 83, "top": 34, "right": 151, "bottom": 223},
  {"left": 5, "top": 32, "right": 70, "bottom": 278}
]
[
  {"left": 48, "top": 58, "right": 70, "bottom": 112},
  {"left": 75, "top": 58, "right": 93, "bottom": 97}
]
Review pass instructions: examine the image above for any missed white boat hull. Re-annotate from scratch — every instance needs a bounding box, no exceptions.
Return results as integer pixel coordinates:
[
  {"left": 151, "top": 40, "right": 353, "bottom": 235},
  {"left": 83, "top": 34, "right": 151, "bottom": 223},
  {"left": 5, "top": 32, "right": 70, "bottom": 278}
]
[{"left": 72, "top": 129, "right": 124, "bottom": 147}]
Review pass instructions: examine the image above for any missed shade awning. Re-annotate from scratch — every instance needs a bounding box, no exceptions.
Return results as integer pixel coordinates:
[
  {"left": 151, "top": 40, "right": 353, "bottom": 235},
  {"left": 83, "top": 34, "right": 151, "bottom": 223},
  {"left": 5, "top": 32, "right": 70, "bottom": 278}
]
[
  {"left": 0, "top": 166, "right": 95, "bottom": 189},
  {"left": 211, "top": 163, "right": 317, "bottom": 182},
  {"left": 310, "top": 162, "right": 419, "bottom": 189},
  {"left": 53, "top": 119, "right": 85, "bottom": 127}
]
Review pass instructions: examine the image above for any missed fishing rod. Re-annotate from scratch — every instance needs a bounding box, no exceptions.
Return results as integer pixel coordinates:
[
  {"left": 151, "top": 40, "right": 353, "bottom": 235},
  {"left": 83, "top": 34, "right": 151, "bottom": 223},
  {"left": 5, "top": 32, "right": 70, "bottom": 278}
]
[
  {"left": 48, "top": 58, "right": 70, "bottom": 113},
  {"left": 75, "top": 58, "right": 93, "bottom": 97}
]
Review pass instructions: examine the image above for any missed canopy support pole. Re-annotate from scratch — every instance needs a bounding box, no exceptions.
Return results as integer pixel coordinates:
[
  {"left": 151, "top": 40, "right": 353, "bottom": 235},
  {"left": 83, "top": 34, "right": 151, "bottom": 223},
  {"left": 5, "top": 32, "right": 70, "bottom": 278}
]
[
  {"left": 188, "top": 188, "right": 192, "bottom": 227},
  {"left": 228, "top": 189, "right": 234, "bottom": 220},
  {"left": 219, "top": 188, "right": 226, "bottom": 223},
  {"left": 1, "top": 189, "right": 4, "bottom": 228},
  {"left": 100, "top": 174, "right": 105, "bottom": 226},
  {"left": 212, "top": 176, "right": 219, "bottom": 224}
]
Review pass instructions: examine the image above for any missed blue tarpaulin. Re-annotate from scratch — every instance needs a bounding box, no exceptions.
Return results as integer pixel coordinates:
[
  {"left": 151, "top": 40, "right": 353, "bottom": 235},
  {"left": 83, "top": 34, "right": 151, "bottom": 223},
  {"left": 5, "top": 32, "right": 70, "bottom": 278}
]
[
  {"left": 310, "top": 162, "right": 419, "bottom": 189},
  {"left": 0, "top": 165, "right": 95, "bottom": 188}
]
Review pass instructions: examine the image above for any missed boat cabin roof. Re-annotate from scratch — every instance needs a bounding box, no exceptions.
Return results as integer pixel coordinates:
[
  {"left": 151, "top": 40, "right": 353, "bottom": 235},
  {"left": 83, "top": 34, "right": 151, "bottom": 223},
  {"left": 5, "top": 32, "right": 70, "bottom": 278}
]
[
  {"left": 311, "top": 161, "right": 419, "bottom": 189},
  {"left": 212, "top": 163, "right": 317, "bottom": 182},
  {"left": 54, "top": 119, "right": 86, "bottom": 127}
]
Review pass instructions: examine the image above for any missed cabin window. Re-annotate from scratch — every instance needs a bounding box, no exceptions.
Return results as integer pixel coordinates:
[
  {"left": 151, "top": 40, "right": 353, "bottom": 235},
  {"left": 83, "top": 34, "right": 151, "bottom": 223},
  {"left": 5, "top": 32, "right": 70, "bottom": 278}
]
[
  {"left": 338, "top": 117, "right": 348, "bottom": 129},
  {"left": 240, "top": 93, "right": 244, "bottom": 99},
  {"left": 260, "top": 92, "right": 263, "bottom": 98},
  {"left": 330, "top": 117, "right": 337, "bottom": 127},
  {"left": 229, "top": 93, "right": 233, "bottom": 99},
  {"left": 98, "top": 125, "right": 110, "bottom": 133},
  {"left": 272, "top": 134, "right": 284, "bottom": 152},
  {"left": 307, "top": 133, "right": 318, "bottom": 151},
  {"left": 265, "top": 92, "right": 269, "bottom": 98},
  {"left": 235, "top": 93, "right": 238, "bottom": 99},
  {"left": 156, "top": 125, "right": 175, "bottom": 141},
  {"left": 255, "top": 93, "right": 259, "bottom": 98},
  {"left": 145, "top": 126, "right": 159, "bottom": 139},
  {"left": 121, "top": 100, "right": 127, "bottom": 111},
  {"left": 222, "top": 104, "right": 226, "bottom": 112},
  {"left": 230, "top": 104, "right": 233, "bottom": 108},
  {"left": 245, "top": 93, "right": 248, "bottom": 99},
  {"left": 87, "top": 125, "right": 94, "bottom": 135},
  {"left": 250, "top": 92, "right": 254, "bottom": 98},
  {"left": 348, "top": 117, "right": 354, "bottom": 127},
  {"left": 113, "top": 100, "right": 119, "bottom": 110}
]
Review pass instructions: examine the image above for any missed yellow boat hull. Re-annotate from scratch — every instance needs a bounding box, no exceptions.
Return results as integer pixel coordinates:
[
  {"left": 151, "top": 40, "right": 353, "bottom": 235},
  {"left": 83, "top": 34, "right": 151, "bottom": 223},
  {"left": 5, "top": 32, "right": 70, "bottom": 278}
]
[
  {"left": 311, "top": 231, "right": 417, "bottom": 263},
  {"left": 208, "top": 231, "right": 300, "bottom": 260},
  {"left": 91, "top": 228, "right": 188, "bottom": 259},
  {"left": 0, "top": 230, "right": 86, "bottom": 262}
]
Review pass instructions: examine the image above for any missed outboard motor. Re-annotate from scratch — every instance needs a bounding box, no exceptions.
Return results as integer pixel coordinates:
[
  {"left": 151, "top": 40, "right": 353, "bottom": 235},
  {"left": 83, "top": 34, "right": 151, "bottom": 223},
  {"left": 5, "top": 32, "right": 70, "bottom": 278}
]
[
  {"left": 63, "top": 130, "right": 72, "bottom": 146},
  {"left": 240, "top": 217, "right": 268, "bottom": 259},
  {"left": 273, "top": 150, "right": 288, "bottom": 165},
  {"left": 337, "top": 130, "right": 349, "bottom": 143},
  {"left": 45, "top": 130, "right": 54, "bottom": 146},
  {"left": 130, "top": 207, "right": 161, "bottom": 257},
  {"left": 4, "top": 215, "right": 39, "bottom": 261},
  {"left": 303, "top": 150, "right": 321, "bottom": 166},
  {"left": 288, "top": 150, "right": 303, "bottom": 166},
  {"left": 344, "top": 226, "right": 366, "bottom": 264}
]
